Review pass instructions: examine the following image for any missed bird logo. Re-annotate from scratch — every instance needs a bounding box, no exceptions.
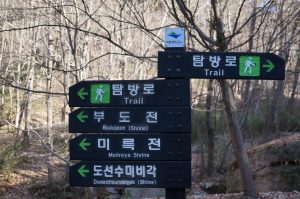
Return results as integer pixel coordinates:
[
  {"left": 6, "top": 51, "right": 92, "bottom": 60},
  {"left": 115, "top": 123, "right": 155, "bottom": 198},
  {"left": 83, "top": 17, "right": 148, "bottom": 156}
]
[{"left": 168, "top": 31, "right": 181, "bottom": 38}]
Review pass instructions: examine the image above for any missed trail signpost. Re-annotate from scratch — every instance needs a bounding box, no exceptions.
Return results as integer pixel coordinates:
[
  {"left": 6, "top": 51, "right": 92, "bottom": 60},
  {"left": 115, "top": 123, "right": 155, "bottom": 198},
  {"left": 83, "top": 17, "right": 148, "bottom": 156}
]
[
  {"left": 68, "top": 78, "right": 192, "bottom": 198},
  {"left": 70, "top": 161, "right": 191, "bottom": 188},
  {"left": 67, "top": 28, "right": 192, "bottom": 198},
  {"left": 69, "top": 79, "right": 190, "bottom": 107},
  {"left": 158, "top": 51, "right": 285, "bottom": 80},
  {"left": 68, "top": 27, "right": 285, "bottom": 199},
  {"left": 69, "top": 107, "right": 191, "bottom": 133},
  {"left": 70, "top": 134, "right": 191, "bottom": 161}
]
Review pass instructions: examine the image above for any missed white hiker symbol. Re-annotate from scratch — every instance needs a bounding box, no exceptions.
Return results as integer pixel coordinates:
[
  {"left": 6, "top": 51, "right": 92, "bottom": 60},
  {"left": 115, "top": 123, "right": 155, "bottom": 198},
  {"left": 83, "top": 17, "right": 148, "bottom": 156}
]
[
  {"left": 95, "top": 86, "right": 105, "bottom": 102},
  {"left": 244, "top": 57, "right": 255, "bottom": 74}
]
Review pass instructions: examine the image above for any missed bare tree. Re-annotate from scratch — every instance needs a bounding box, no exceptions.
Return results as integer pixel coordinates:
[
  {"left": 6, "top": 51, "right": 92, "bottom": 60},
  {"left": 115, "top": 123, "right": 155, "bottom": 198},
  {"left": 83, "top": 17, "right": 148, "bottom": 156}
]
[
  {"left": 289, "top": 41, "right": 300, "bottom": 109},
  {"left": 168, "top": 0, "right": 265, "bottom": 196}
]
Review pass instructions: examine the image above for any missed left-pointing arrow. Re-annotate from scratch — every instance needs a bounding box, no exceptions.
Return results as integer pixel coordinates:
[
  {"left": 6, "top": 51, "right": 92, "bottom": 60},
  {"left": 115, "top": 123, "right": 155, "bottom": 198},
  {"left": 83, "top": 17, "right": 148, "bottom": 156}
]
[
  {"left": 77, "top": 111, "right": 88, "bottom": 123},
  {"left": 77, "top": 88, "right": 88, "bottom": 100},
  {"left": 78, "top": 165, "right": 89, "bottom": 177},
  {"left": 79, "top": 138, "right": 91, "bottom": 151}
]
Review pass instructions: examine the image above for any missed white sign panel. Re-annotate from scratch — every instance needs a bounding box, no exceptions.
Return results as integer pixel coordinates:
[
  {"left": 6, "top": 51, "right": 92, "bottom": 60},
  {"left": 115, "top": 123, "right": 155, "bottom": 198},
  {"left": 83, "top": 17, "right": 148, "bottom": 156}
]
[{"left": 164, "top": 28, "right": 185, "bottom": 48}]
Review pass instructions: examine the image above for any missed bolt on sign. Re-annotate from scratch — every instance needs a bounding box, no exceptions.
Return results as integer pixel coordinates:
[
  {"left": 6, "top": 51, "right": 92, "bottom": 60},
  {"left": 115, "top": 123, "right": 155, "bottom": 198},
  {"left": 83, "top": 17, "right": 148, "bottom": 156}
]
[
  {"left": 69, "top": 79, "right": 190, "bottom": 107},
  {"left": 69, "top": 161, "right": 191, "bottom": 188},
  {"left": 158, "top": 51, "right": 285, "bottom": 80},
  {"left": 69, "top": 134, "right": 191, "bottom": 161},
  {"left": 69, "top": 107, "right": 191, "bottom": 133}
]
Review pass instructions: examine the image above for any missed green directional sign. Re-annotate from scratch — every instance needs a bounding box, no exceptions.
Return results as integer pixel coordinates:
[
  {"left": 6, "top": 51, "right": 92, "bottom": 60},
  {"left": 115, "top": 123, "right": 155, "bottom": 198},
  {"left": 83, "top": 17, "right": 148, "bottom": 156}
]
[
  {"left": 158, "top": 51, "right": 285, "bottom": 80},
  {"left": 69, "top": 134, "right": 191, "bottom": 161},
  {"left": 69, "top": 79, "right": 190, "bottom": 107},
  {"left": 78, "top": 165, "right": 89, "bottom": 177},
  {"left": 76, "top": 111, "right": 88, "bottom": 123},
  {"left": 263, "top": 60, "right": 275, "bottom": 72},
  {"left": 79, "top": 138, "right": 91, "bottom": 151},
  {"left": 70, "top": 161, "right": 191, "bottom": 188},
  {"left": 69, "top": 107, "right": 191, "bottom": 133},
  {"left": 77, "top": 88, "right": 88, "bottom": 100}
]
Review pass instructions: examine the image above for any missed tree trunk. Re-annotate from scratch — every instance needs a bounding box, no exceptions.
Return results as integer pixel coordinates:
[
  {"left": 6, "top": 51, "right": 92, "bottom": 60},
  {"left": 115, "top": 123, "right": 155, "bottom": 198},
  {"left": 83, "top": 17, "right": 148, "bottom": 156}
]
[
  {"left": 206, "top": 79, "right": 215, "bottom": 176},
  {"left": 47, "top": 34, "right": 54, "bottom": 184},
  {"left": 289, "top": 42, "right": 300, "bottom": 109},
  {"left": 15, "top": 62, "right": 22, "bottom": 137},
  {"left": 15, "top": 30, "right": 23, "bottom": 138},
  {"left": 263, "top": 1, "right": 295, "bottom": 138},
  {"left": 23, "top": 60, "right": 35, "bottom": 145},
  {"left": 58, "top": 4, "right": 68, "bottom": 124},
  {"left": 218, "top": 79, "right": 258, "bottom": 197}
]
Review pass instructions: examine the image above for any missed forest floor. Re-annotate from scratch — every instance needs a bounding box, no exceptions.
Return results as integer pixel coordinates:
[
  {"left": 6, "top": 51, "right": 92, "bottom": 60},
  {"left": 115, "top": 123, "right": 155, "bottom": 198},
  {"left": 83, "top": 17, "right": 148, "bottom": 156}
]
[{"left": 0, "top": 131, "right": 300, "bottom": 199}]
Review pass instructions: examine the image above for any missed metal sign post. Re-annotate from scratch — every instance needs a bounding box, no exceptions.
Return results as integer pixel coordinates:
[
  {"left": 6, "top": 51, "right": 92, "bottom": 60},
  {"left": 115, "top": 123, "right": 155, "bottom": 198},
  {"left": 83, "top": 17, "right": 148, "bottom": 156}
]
[
  {"left": 158, "top": 51, "right": 285, "bottom": 80},
  {"left": 159, "top": 28, "right": 286, "bottom": 199},
  {"left": 69, "top": 134, "right": 191, "bottom": 161},
  {"left": 164, "top": 27, "right": 188, "bottom": 199},
  {"left": 69, "top": 107, "right": 191, "bottom": 133},
  {"left": 69, "top": 79, "right": 190, "bottom": 107},
  {"left": 166, "top": 188, "right": 186, "bottom": 199},
  {"left": 69, "top": 161, "right": 191, "bottom": 188},
  {"left": 68, "top": 79, "right": 192, "bottom": 198},
  {"left": 69, "top": 27, "right": 192, "bottom": 199}
]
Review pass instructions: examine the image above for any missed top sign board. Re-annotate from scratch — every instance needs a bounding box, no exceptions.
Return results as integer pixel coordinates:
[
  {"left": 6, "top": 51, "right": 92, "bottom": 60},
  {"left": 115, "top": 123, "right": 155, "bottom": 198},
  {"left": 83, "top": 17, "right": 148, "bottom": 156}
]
[
  {"left": 158, "top": 51, "right": 285, "bottom": 80},
  {"left": 165, "top": 28, "right": 185, "bottom": 48},
  {"left": 69, "top": 79, "right": 190, "bottom": 107}
]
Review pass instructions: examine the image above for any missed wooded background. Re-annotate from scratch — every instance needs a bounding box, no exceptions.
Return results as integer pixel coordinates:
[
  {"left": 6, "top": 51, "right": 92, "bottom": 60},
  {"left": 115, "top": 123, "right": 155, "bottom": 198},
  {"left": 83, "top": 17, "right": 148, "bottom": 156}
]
[{"left": 0, "top": 0, "right": 299, "bottom": 198}]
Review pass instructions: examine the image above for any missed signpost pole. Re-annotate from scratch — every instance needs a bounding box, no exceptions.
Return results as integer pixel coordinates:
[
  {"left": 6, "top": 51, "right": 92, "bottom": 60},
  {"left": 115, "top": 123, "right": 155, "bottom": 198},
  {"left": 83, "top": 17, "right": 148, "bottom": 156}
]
[
  {"left": 164, "top": 27, "right": 187, "bottom": 199},
  {"left": 166, "top": 188, "right": 186, "bottom": 199}
]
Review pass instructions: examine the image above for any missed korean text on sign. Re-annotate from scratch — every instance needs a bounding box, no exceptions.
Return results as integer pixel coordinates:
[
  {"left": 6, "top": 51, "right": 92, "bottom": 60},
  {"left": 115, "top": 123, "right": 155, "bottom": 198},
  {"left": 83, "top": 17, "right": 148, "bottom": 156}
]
[
  {"left": 93, "top": 165, "right": 157, "bottom": 178},
  {"left": 112, "top": 83, "right": 155, "bottom": 96}
]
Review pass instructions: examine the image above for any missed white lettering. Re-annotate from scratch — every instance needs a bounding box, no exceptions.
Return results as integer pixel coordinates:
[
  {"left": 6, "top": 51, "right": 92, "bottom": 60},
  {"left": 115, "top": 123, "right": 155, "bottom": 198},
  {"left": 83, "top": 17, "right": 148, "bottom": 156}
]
[
  {"left": 94, "top": 179, "right": 135, "bottom": 186},
  {"left": 102, "top": 125, "right": 126, "bottom": 131},
  {"left": 108, "top": 153, "right": 131, "bottom": 158},
  {"left": 123, "top": 97, "right": 144, "bottom": 104},
  {"left": 204, "top": 69, "right": 224, "bottom": 76},
  {"left": 128, "top": 125, "right": 149, "bottom": 131},
  {"left": 133, "top": 153, "right": 150, "bottom": 158},
  {"left": 193, "top": 55, "right": 205, "bottom": 67},
  {"left": 138, "top": 180, "right": 156, "bottom": 185}
]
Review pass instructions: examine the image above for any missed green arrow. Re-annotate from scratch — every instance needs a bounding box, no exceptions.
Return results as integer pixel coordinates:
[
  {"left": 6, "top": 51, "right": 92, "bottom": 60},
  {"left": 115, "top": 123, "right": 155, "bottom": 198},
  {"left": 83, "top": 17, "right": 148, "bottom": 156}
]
[
  {"left": 77, "top": 88, "right": 88, "bottom": 100},
  {"left": 77, "top": 111, "right": 88, "bottom": 123},
  {"left": 79, "top": 138, "right": 91, "bottom": 151},
  {"left": 78, "top": 165, "right": 89, "bottom": 177},
  {"left": 263, "top": 60, "right": 275, "bottom": 72}
]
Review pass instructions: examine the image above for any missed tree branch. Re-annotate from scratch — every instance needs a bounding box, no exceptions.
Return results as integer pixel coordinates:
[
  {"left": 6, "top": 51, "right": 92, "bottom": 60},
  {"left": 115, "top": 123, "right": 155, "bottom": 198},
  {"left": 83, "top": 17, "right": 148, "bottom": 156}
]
[{"left": 4, "top": 119, "right": 71, "bottom": 165}]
